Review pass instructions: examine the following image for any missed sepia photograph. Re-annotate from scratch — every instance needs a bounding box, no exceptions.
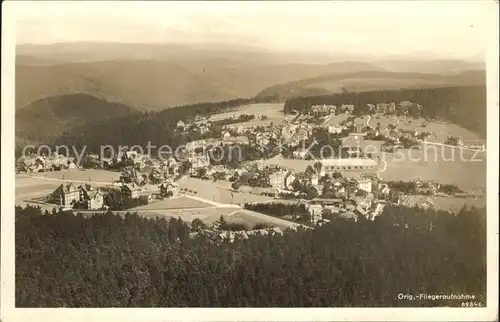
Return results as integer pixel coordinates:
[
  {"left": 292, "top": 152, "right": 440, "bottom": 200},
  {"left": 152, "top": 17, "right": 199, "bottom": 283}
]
[{"left": 1, "top": 1, "right": 499, "bottom": 321}]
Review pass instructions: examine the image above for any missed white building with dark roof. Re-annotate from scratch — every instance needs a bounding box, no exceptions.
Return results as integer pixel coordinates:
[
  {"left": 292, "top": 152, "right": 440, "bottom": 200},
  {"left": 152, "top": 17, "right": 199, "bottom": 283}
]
[{"left": 321, "top": 158, "right": 378, "bottom": 173}]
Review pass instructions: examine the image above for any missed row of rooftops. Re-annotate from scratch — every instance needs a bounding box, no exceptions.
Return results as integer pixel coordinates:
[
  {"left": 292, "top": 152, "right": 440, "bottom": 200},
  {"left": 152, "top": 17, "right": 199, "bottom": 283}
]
[{"left": 189, "top": 226, "right": 286, "bottom": 242}]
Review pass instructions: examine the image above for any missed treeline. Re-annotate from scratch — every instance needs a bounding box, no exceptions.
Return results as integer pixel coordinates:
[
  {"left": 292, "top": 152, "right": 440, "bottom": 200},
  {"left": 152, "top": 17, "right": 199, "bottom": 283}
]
[
  {"left": 386, "top": 181, "right": 419, "bottom": 194},
  {"left": 284, "top": 86, "right": 486, "bottom": 136},
  {"left": 214, "top": 114, "right": 256, "bottom": 126},
  {"left": 386, "top": 181, "right": 464, "bottom": 196},
  {"left": 16, "top": 204, "right": 485, "bottom": 307},
  {"left": 244, "top": 202, "right": 310, "bottom": 218}
]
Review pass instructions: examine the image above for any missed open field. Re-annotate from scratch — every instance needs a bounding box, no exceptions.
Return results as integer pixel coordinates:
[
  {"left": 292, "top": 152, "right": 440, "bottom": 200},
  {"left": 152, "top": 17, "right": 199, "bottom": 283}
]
[
  {"left": 28, "top": 169, "right": 121, "bottom": 182},
  {"left": 207, "top": 103, "right": 286, "bottom": 129},
  {"left": 230, "top": 119, "right": 276, "bottom": 129},
  {"left": 353, "top": 115, "right": 370, "bottom": 127},
  {"left": 433, "top": 196, "right": 486, "bottom": 212},
  {"left": 415, "top": 121, "right": 484, "bottom": 144},
  {"left": 125, "top": 207, "right": 238, "bottom": 224},
  {"left": 393, "top": 115, "right": 485, "bottom": 144},
  {"left": 78, "top": 206, "right": 301, "bottom": 229},
  {"left": 178, "top": 177, "right": 274, "bottom": 205},
  {"left": 224, "top": 209, "right": 307, "bottom": 230},
  {"left": 365, "top": 114, "right": 484, "bottom": 144},
  {"left": 131, "top": 196, "right": 213, "bottom": 210},
  {"left": 381, "top": 148, "right": 486, "bottom": 191},
  {"left": 16, "top": 170, "right": 120, "bottom": 205},
  {"left": 16, "top": 182, "right": 60, "bottom": 194},
  {"left": 366, "top": 114, "right": 399, "bottom": 130},
  {"left": 15, "top": 170, "right": 119, "bottom": 209},
  {"left": 17, "top": 169, "right": 121, "bottom": 186},
  {"left": 16, "top": 178, "right": 61, "bottom": 204},
  {"left": 209, "top": 103, "right": 285, "bottom": 121}
]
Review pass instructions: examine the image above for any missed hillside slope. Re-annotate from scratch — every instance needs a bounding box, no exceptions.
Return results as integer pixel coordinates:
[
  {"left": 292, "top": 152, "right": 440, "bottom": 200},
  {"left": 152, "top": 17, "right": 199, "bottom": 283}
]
[
  {"left": 13, "top": 85, "right": 482, "bottom": 158},
  {"left": 257, "top": 70, "right": 486, "bottom": 101},
  {"left": 15, "top": 93, "right": 138, "bottom": 143},
  {"left": 284, "top": 85, "right": 487, "bottom": 137}
]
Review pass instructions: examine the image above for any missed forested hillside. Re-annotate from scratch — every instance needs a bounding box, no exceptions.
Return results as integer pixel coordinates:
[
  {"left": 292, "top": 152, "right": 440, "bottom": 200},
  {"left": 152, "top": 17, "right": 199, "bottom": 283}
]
[
  {"left": 14, "top": 96, "right": 271, "bottom": 156},
  {"left": 284, "top": 86, "right": 487, "bottom": 136},
  {"left": 15, "top": 93, "right": 138, "bottom": 143},
  {"left": 16, "top": 205, "right": 485, "bottom": 307},
  {"left": 54, "top": 97, "right": 271, "bottom": 153}
]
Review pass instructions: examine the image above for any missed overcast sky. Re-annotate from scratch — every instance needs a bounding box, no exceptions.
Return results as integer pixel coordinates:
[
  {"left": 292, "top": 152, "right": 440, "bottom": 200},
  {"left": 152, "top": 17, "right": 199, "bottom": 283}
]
[{"left": 12, "top": 1, "right": 495, "bottom": 60}]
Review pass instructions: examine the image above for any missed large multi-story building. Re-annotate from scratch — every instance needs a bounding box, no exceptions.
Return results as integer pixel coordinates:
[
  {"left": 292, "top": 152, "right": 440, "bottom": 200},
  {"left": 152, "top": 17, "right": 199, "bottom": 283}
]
[
  {"left": 51, "top": 183, "right": 80, "bottom": 207},
  {"left": 357, "top": 179, "right": 373, "bottom": 193},
  {"left": 320, "top": 158, "right": 379, "bottom": 174}
]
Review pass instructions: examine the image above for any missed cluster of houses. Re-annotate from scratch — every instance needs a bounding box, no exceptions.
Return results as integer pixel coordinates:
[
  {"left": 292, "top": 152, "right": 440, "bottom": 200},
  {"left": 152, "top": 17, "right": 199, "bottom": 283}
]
[
  {"left": 301, "top": 173, "right": 388, "bottom": 224},
  {"left": 225, "top": 158, "right": 390, "bottom": 223},
  {"left": 444, "top": 136, "right": 486, "bottom": 151},
  {"left": 189, "top": 225, "right": 286, "bottom": 244},
  {"left": 309, "top": 104, "right": 355, "bottom": 117},
  {"left": 307, "top": 101, "right": 422, "bottom": 122},
  {"left": 42, "top": 151, "right": 185, "bottom": 210},
  {"left": 366, "top": 101, "right": 423, "bottom": 115},
  {"left": 16, "top": 153, "right": 78, "bottom": 173},
  {"left": 48, "top": 179, "right": 180, "bottom": 210},
  {"left": 296, "top": 174, "right": 459, "bottom": 225},
  {"left": 176, "top": 114, "right": 212, "bottom": 135}
]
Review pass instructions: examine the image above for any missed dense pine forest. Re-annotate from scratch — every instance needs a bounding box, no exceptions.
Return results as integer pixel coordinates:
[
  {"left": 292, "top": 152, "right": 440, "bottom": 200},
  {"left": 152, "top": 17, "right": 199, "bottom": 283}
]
[
  {"left": 16, "top": 205, "right": 486, "bottom": 307},
  {"left": 284, "top": 86, "right": 487, "bottom": 136},
  {"left": 15, "top": 93, "right": 138, "bottom": 144}
]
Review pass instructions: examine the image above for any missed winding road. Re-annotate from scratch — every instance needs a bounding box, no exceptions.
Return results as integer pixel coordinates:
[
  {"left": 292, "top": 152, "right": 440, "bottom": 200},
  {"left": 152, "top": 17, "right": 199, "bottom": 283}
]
[
  {"left": 366, "top": 115, "right": 373, "bottom": 129},
  {"left": 367, "top": 114, "right": 399, "bottom": 129},
  {"left": 421, "top": 141, "right": 486, "bottom": 153}
]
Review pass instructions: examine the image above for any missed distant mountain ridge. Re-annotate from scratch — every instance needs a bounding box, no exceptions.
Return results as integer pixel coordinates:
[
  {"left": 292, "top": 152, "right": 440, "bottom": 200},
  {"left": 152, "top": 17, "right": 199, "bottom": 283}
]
[
  {"left": 370, "top": 59, "right": 485, "bottom": 74},
  {"left": 15, "top": 59, "right": 384, "bottom": 111},
  {"left": 16, "top": 42, "right": 485, "bottom": 111}
]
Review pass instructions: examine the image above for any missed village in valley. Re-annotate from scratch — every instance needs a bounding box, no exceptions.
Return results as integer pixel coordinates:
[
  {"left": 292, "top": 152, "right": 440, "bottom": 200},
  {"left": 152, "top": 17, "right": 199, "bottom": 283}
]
[
  {"left": 15, "top": 99, "right": 486, "bottom": 243},
  {"left": 10, "top": 1, "right": 495, "bottom": 311}
]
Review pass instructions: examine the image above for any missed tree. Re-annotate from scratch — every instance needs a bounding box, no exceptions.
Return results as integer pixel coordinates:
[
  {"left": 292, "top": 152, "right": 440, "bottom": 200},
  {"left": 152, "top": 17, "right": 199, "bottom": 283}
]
[
  {"left": 180, "top": 160, "right": 192, "bottom": 175},
  {"left": 253, "top": 223, "right": 270, "bottom": 230},
  {"left": 191, "top": 218, "right": 207, "bottom": 230},
  {"left": 231, "top": 181, "right": 241, "bottom": 191},
  {"left": 197, "top": 168, "right": 207, "bottom": 178},
  {"left": 332, "top": 171, "right": 343, "bottom": 180}
]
